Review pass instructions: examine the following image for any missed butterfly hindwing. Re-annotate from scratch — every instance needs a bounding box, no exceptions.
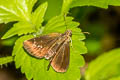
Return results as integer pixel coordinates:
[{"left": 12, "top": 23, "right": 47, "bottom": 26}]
[{"left": 51, "top": 41, "right": 70, "bottom": 72}]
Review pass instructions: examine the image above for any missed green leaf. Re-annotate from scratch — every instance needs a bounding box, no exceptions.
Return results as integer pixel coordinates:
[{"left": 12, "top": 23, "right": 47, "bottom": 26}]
[
  {"left": 61, "top": 0, "right": 120, "bottom": 14},
  {"left": 13, "top": 15, "right": 87, "bottom": 80},
  {"left": 85, "top": 48, "right": 120, "bottom": 80},
  {"left": 38, "top": 0, "right": 120, "bottom": 20},
  {"left": 0, "top": 56, "right": 14, "bottom": 65},
  {"left": 13, "top": 35, "right": 85, "bottom": 80},
  {"left": 0, "top": 0, "right": 37, "bottom": 23},
  {"left": 32, "top": 2, "right": 48, "bottom": 30},
  {"left": 2, "top": 21, "right": 36, "bottom": 39},
  {"left": 70, "top": 0, "right": 120, "bottom": 9},
  {"left": 2, "top": 2, "right": 48, "bottom": 39}
]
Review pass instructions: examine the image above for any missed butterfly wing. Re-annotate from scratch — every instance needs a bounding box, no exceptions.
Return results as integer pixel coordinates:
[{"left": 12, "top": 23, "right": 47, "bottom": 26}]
[
  {"left": 51, "top": 41, "right": 70, "bottom": 72},
  {"left": 23, "top": 33, "right": 61, "bottom": 59}
]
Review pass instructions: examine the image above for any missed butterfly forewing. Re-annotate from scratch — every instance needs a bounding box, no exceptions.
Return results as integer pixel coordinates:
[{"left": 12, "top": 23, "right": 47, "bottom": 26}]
[{"left": 23, "top": 33, "right": 61, "bottom": 59}]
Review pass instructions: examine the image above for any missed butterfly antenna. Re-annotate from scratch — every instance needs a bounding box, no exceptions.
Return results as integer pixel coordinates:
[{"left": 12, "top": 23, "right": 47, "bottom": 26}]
[
  {"left": 83, "top": 32, "right": 90, "bottom": 34},
  {"left": 63, "top": 13, "right": 67, "bottom": 30}
]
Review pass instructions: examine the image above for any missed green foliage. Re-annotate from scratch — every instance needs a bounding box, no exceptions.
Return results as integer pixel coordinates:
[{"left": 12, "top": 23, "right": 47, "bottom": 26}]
[
  {"left": 37, "top": 0, "right": 120, "bottom": 20},
  {"left": 70, "top": 0, "right": 120, "bottom": 9},
  {"left": 2, "top": 21, "right": 36, "bottom": 39},
  {"left": 0, "top": 0, "right": 87, "bottom": 80},
  {"left": 1, "top": 0, "right": 120, "bottom": 80},
  {"left": 13, "top": 35, "right": 85, "bottom": 80},
  {"left": 0, "top": 0, "right": 37, "bottom": 23},
  {"left": 85, "top": 48, "right": 120, "bottom": 80},
  {"left": 31, "top": 2, "right": 48, "bottom": 31},
  {"left": 2, "top": 2, "right": 48, "bottom": 39},
  {"left": 11, "top": 15, "right": 86, "bottom": 80},
  {"left": 0, "top": 56, "right": 14, "bottom": 65}
]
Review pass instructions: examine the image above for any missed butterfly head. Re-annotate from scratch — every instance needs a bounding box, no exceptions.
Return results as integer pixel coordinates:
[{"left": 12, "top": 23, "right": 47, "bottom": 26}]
[{"left": 65, "top": 30, "right": 72, "bottom": 37}]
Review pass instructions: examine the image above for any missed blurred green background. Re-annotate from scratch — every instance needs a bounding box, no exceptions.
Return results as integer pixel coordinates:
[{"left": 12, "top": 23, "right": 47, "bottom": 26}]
[{"left": 0, "top": 2, "right": 120, "bottom": 80}]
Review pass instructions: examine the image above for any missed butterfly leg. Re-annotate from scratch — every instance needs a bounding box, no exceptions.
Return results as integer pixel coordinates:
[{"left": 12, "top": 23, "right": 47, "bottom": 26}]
[
  {"left": 47, "top": 51, "right": 57, "bottom": 71},
  {"left": 47, "top": 58, "right": 53, "bottom": 71}
]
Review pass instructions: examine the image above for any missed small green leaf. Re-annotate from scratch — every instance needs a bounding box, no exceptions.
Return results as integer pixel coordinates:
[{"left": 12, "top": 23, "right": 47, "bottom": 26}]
[
  {"left": 32, "top": 2, "right": 48, "bottom": 30},
  {"left": 2, "top": 21, "right": 36, "bottom": 39},
  {"left": 0, "top": 56, "right": 14, "bottom": 65},
  {"left": 85, "top": 48, "right": 120, "bottom": 80}
]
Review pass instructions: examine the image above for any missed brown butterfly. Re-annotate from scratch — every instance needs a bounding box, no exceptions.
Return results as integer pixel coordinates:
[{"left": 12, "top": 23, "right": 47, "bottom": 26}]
[{"left": 23, "top": 30, "right": 72, "bottom": 72}]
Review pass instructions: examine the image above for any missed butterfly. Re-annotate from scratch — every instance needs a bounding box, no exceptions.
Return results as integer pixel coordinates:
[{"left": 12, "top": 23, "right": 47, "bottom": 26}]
[{"left": 23, "top": 30, "right": 72, "bottom": 72}]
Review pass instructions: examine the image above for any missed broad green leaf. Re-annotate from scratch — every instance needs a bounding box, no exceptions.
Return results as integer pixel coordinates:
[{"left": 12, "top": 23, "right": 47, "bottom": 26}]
[
  {"left": 85, "top": 48, "right": 120, "bottom": 80},
  {"left": 2, "top": 21, "right": 36, "bottom": 39},
  {"left": 32, "top": 2, "right": 48, "bottom": 31},
  {"left": 61, "top": 0, "right": 120, "bottom": 14},
  {"left": 0, "top": 0, "right": 37, "bottom": 23},
  {"left": 0, "top": 56, "right": 14, "bottom": 65},
  {"left": 70, "top": 0, "right": 120, "bottom": 9},
  {"left": 13, "top": 35, "right": 85, "bottom": 80}
]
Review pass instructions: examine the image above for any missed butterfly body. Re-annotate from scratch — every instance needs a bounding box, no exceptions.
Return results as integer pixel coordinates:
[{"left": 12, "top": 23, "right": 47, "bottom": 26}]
[{"left": 23, "top": 30, "right": 72, "bottom": 72}]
